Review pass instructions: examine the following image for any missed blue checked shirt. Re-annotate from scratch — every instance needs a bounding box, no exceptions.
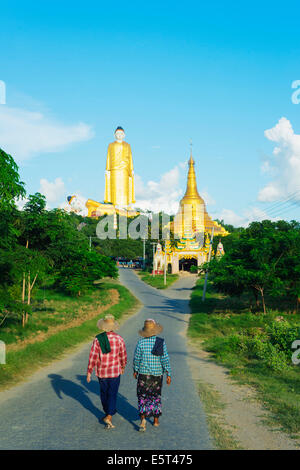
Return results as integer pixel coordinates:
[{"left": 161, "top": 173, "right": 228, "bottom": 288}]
[{"left": 133, "top": 336, "right": 171, "bottom": 377}]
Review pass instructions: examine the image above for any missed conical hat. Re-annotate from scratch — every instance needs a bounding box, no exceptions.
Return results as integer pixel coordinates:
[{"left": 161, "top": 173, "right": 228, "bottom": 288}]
[
  {"left": 139, "top": 318, "right": 163, "bottom": 337},
  {"left": 97, "top": 314, "right": 119, "bottom": 332}
]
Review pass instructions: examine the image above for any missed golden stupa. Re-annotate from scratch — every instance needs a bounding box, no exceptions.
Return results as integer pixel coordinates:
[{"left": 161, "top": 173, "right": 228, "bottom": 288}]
[{"left": 154, "top": 152, "right": 228, "bottom": 273}]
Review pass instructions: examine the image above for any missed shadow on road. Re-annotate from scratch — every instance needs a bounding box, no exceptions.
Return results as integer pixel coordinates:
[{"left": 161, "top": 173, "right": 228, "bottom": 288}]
[
  {"left": 76, "top": 375, "right": 140, "bottom": 431},
  {"left": 48, "top": 374, "right": 140, "bottom": 430},
  {"left": 48, "top": 374, "right": 101, "bottom": 420}
]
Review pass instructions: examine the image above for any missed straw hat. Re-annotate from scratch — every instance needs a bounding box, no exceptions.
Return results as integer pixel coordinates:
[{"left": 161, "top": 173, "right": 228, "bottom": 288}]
[
  {"left": 97, "top": 314, "right": 119, "bottom": 332},
  {"left": 139, "top": 318, "right": 163, "bottom": 337}
]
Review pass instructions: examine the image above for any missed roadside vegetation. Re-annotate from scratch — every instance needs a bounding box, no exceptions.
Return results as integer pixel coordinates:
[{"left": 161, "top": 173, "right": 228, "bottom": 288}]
[
  {"left": 189, "top": 277, "right": 300, "bottom": 437},
  {"left": 190, "top": 220, "right": 300, "bottom": 437},
  {"left": 0, "top": 148, "right": 140, "bottom": 389},
  {"left": 138, "top": 271, "right": 179, "bottom": 289},
  {"left": 0, "top": 281, "right": 137, "bottom": 390},
  {"left": 196, "top": 380, "right": 241, "bottom": 450}
]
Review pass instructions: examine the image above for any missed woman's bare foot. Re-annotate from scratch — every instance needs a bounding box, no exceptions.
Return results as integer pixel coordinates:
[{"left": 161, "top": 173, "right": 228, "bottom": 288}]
[
  {"left": 153, "top": 417, "right": 160, "bottom": 427},
  {"left": 103, "top": 415, "right": 115, "bottom": 428},
  {"left": 139, "top": 415, "right": 146, "bottom": 432}
]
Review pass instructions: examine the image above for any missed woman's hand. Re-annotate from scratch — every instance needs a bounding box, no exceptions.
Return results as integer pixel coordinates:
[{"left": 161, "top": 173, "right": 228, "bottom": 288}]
[
  {"left": 133, "top": 371, "right": 138, "bottom": 379},
  {"left": 166, "top": 376, "right": 171, "bottom": 385},
  {"left": 86, "top": 373, "right": 91, "bottom": 383}
]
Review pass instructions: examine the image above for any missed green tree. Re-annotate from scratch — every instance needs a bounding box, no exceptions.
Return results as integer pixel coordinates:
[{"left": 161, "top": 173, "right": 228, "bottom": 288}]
[
  {"left": 56, "top": 250, "right": 118, "bottom": 296},
  {"left": 206, "top": 220, "right": 299, "bottom": 313},
  {"left": 24, "top": 192, "right": 46, "bottom": 214},
  {"left": 0, "top": 148, "right": 26, "bottom": 208},
  {"left": 0, "top": 149, "right": 26, "bottom": 250}
]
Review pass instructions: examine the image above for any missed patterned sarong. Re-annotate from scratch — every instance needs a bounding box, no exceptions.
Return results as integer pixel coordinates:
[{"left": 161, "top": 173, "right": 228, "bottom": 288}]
[{"left": 137, "top": 374, "right": 163, "bottom": 417}]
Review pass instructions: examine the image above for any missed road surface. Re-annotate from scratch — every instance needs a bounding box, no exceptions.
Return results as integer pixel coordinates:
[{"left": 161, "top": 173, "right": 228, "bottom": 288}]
[{"left": 0, "top": 268, "right": 212, "bottom": 450}]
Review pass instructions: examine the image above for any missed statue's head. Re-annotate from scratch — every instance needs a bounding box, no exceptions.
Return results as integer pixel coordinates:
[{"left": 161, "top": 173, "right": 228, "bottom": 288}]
[{"left": 115, "top": 126, "right": 125, "bottom": 142}]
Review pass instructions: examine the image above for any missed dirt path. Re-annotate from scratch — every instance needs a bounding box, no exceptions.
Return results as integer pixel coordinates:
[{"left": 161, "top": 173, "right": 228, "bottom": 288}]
[{"left": 186, "top": 338, "right": 300, "bottom": 450}]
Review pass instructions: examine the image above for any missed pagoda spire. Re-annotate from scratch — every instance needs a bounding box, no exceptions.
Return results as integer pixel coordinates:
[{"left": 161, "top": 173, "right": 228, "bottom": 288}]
[
  {"left": 180, "top": 147, "right": 203, "bottom": 204},
  {"left": 189, "top": 139, "right": 195, "bottom": 164}
]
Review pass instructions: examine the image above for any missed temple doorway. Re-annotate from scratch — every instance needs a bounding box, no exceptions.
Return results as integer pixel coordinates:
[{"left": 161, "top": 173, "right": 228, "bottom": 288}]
[{"left": 179, "top": 257, "right": 197, "bottom": 272}]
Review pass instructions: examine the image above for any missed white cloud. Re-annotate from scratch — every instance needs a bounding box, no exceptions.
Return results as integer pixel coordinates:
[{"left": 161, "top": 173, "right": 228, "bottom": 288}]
[
  {"left": 15, "top": 197, "right": 29, "bottom": 211},
  {"left": 201, "top": 190, "right": 216, "bottom": 206},
  {"left": 39, "top": 177, "right": 66, "bottom": 205},
  {"left": 243, "top": 207, "right": 273, "bottom": 224},
  {"left": 215, "top": 209, "right": 245, "bottom": 227},
  {"left": 134, "top": 164, "right": 184, "bottom": 214},
  {"left": 258, "top": 117, "right": 300, "bottom": 202},
  {"left": 215, "top": 206, "right": 277, "bottom": 228},
  {"left": 134, "top": 161, "right": 215, "bottom": 215},
  {"left": 0, "top": 106, "right": 94, "bottom": 161}
]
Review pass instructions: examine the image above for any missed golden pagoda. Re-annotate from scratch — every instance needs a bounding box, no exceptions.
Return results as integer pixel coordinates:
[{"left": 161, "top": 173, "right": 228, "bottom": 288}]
[{"left": 155, "top": 152, "right": 228, "bottom": 273}]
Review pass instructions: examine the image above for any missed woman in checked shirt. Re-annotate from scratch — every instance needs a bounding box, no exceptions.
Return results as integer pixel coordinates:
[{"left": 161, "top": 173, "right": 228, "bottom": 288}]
[
  {"left": 87, "top": 315, "right": 127, "bottom": 429},
  {"left": 133, "top": 318, "right": 171, "bottom": 432}
]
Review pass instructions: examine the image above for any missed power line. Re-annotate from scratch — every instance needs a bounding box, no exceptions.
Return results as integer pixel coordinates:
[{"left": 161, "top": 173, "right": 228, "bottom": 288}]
[
  {"left": 265, "top": 190, "right": 300, "bottom": 212},
  {"left": 263, "top": 197, "right": 300, "bottom": 218},
  {"left": 265, "top": 202, "right": 300, "bottom": 219},
  {"left": 260, "top": 189, "right": 300, "bottom": 213}
]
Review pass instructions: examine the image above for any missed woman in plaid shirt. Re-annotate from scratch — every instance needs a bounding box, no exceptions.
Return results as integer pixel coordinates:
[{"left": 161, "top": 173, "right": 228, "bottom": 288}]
[
  {"left": 133, "top": 318, "right": 171, "bottom": 432},
  {"left": 87, "top": 315, "right": 127, "bottom": 429}
]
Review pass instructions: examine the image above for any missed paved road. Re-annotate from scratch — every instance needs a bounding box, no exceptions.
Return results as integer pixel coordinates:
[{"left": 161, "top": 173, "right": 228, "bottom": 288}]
[{"left": 0, "top": 269, "right": 212, "bottom": 450}]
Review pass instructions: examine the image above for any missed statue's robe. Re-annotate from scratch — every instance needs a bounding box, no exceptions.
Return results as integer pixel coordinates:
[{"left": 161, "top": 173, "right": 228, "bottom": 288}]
[{"left": 104, "top": 141, "right": 135, "bottom": 207}]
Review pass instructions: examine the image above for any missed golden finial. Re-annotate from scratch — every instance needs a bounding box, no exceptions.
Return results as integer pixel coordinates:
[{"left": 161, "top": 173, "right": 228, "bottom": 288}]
[{"left": 189, "top": 139, "right": 194, "bottom": 164}]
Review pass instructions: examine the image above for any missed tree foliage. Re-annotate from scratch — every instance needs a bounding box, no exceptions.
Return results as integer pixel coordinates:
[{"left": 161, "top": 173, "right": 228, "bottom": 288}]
[
  {"left": 206, "top": 220, "right": 300, "bottom": 313},
  {"left": 0, "top": 151, "right": 119, "bottom": 326},
  {"left": 0, "top": 148, "right": 26, "bottom": 208}
]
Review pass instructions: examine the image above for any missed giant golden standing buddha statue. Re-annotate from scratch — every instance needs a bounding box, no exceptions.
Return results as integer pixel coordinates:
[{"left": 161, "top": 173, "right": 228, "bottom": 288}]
[
  {"left": 104, "top": 126, "right": 135, "bottom": 208},
  {"left": 85, "top": 127, "right": 138, "bottom": 217}
]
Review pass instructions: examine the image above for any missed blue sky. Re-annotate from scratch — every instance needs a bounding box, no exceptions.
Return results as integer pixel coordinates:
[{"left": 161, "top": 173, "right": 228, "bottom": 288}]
[{"left": 1, "top": 1, "right": 300, "bottom": 224}]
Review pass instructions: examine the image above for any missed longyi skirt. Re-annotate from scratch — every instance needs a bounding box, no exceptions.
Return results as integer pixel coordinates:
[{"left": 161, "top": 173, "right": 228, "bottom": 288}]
[{"left": 137, "top": 374, "right": 163, "bottom": 417}]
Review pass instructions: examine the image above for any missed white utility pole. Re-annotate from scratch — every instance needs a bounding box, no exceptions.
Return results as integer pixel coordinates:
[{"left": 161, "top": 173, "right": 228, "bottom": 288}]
[
  {"left": 164, "top": 236, "right": 169, "bottom": 286},
  {"left": 142, "top": 238, "right": 146, "bottom": 270},
  {"left": 202, "top": 227, "right": 214, "bottom": 302},
  {"left": 151, "top": 242, "right": 157, "bottom": 277}
]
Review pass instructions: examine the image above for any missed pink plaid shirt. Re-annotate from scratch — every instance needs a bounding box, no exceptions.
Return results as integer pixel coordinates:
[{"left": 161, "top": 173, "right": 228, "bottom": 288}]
[{"left": 87, "top": 332, "right": 127, "bottom": 378}]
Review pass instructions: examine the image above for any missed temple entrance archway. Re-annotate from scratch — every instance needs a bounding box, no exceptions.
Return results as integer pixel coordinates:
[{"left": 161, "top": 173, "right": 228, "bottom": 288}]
[{"left": 179, "top": 257, "right": 197, "bottom": 272}]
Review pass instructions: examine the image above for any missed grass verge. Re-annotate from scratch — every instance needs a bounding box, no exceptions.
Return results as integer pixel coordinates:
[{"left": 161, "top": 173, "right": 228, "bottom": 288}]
[
  {"left": 137, "top": 271, "right": 179, "bottom": 289},
  {"left": 0, "top": 282, "right": 138, "bottom": 391},
  {"left": 197, "top": 380, "right": 242, "bottom": 450},
  {"left": 188, "top": 276, "right": 300, "bottom": 437},
  {"left": 0, "top": 282, "right": 113, "bottom": 346}
]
